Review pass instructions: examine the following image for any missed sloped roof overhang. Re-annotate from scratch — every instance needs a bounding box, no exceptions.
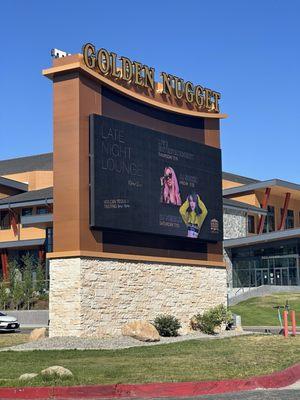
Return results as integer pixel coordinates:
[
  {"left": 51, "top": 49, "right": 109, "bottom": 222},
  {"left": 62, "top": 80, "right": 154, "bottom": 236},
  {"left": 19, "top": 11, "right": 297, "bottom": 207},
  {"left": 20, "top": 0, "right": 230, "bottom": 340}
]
[
  {"left": 223, "top": 179, "right": 300, "bottom": 200},
  {"left": 0, "top": 177, "right": 28, "bottom": 192},
  {"left": 224, "top": 227, "right": 300, "bottom": 249}
]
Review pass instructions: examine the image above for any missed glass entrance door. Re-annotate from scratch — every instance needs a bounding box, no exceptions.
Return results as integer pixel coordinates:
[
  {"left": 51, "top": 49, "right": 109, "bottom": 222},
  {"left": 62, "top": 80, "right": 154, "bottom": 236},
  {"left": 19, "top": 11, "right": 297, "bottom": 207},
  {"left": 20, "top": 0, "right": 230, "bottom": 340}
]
[
  {"left": 274, "top": 268, "right": 289, "bottom": 285},
  {"left": 263, "top": 269, "right": 269, "bottom": 285},
  {"left": 256, "top": 270, "right": 262, "bottom": 286},
  {"left": 233, "top": 252, "right": 300, "bottom": 288},
  {"left": 275, "top": 269, "right": 281, "bottom": 285},
  {"left": 282, "top": 268, "right": 288, "bottom": 285}
]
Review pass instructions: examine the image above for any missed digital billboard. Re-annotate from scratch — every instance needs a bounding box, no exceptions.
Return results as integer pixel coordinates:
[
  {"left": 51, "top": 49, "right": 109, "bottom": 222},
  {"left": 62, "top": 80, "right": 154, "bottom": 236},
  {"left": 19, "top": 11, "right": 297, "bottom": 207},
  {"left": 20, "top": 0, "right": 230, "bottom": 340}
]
[{"left": 90, "top": 115, "right": 223, "bottom": 241}]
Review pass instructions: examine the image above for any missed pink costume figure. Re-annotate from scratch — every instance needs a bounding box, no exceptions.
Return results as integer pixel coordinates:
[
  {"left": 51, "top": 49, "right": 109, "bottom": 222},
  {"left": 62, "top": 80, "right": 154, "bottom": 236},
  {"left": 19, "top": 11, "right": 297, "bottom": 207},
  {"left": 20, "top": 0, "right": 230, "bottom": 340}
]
[{"left": 160, "top": 167, "right": 182, "bottom": 206}]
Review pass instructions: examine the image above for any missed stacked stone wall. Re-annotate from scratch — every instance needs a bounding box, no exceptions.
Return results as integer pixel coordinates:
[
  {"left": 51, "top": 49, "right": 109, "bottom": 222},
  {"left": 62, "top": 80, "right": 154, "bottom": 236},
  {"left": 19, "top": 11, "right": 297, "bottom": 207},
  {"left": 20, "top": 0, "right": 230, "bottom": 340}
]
[
  {"left": 49, "top": 257, "right": 227, "bottom": 338},
  {"left": 223, "top": 209, "right": 247, "bottom": 289},
  {"left": 223, "top": 209, "right": 247, "bottom": 239}
]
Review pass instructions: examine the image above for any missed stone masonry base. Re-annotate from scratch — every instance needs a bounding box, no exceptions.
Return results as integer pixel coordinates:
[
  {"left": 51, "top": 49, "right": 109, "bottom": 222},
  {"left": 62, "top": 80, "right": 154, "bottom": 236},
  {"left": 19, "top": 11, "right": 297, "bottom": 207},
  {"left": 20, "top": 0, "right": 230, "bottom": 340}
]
[{"left": 49, "top": 257, "right": 227, "bottom": 338}]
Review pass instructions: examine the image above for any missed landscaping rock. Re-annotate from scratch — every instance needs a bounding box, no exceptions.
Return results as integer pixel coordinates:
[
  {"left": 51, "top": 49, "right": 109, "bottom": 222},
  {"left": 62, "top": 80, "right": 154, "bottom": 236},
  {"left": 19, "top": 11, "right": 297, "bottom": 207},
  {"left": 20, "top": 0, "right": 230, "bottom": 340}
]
[
  {"left": 19, "top": 373, "right": 38, "bottom": 380},
  {"left": 122, "top": 321, "right": 160, "bottom": 342},
  {"left": 213, "top": 323, "right": 227, "bottom": 334},
  {"left": 29, "top": 327, "right": 47, "bottom": 341},
  {"left": 234, "top": 326, "right": 244, "bottom": 333},
  {"left": 40, "top": 365, "right": 73, "bottom": 378},
  {"left": 179, "top": 325, "right": 193, "bottom": 335},
  {"left": 190, "top": 316, "right": 198, "bottom": 331}
]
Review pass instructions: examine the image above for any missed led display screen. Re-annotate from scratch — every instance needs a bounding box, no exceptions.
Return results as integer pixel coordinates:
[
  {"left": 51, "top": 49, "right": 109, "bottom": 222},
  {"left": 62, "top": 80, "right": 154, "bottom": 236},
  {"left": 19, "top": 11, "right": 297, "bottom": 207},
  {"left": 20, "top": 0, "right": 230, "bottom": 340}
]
[{"left": 90, "top": 114, "right": 223, "bottom": 241}]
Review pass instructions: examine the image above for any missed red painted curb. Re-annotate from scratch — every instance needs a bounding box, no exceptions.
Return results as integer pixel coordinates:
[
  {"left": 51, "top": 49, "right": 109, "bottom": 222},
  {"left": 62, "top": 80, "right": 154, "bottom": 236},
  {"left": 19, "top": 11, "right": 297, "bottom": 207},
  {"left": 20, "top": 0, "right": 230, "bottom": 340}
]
[{"left": 0, "top": 363, "right": 299, "bottom": 399}]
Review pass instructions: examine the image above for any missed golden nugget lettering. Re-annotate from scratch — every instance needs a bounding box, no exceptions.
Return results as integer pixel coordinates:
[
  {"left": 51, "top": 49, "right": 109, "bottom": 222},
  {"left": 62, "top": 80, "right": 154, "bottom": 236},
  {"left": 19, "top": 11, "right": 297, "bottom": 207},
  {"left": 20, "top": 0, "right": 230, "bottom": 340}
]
[
  {"left": 83, "top": 43, "right": 155, "bottom": 90},
  {"left": 82, "top": 43, "right": 221, "bottom": 112}
]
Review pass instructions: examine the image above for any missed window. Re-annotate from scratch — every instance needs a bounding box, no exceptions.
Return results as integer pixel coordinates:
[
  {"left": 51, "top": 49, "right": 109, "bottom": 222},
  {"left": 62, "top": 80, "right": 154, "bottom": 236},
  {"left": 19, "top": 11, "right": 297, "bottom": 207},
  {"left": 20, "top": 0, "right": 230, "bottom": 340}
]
[
  {"left": 286, "top": 209, "right": 294, "bottom": 229},
  {"left": 36, "top": 207, "right": 50, "bottom": 215},
  {"left": 263, "top": 206, "right": 275, "bottom": 233},
  {"left": 247, "top": 215, "right": 255, "bottom": 234},
  {"left": 0, "top": 210, "right": 10, "bottom": 230},
  {"left": 22, "top": 207, "right": 33, "bottom": 216},
  {"left": 281, "top": 209, "right": 294, "bottom": 229}
]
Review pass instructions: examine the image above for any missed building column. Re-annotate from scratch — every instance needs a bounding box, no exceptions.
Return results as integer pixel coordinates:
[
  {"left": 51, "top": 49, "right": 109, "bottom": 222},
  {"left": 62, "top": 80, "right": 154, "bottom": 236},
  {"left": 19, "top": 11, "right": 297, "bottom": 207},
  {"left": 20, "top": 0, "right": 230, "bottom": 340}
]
[
  {"left": 278, "top": 193, "right": 291, "bottom": 230},
  {"left": 257, "top": 187, "right": 271, "bottom": 234},
  {"left": 0, "top": 250, "right": 9, "bottom": 280}
]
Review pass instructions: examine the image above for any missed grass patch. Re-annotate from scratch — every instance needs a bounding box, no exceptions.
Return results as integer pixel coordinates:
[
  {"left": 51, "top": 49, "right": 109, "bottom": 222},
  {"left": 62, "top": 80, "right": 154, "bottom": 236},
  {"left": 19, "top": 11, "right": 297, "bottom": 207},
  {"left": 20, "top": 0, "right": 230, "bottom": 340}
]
[
  {"left": 0, "top": 335, "right": 298, "bottom": 387},
  {"left": 0, "top": 333, "right": 29, "bottom": 348},
  {"left": 230, "top": 293, "right": 300, "bottom": 326}
]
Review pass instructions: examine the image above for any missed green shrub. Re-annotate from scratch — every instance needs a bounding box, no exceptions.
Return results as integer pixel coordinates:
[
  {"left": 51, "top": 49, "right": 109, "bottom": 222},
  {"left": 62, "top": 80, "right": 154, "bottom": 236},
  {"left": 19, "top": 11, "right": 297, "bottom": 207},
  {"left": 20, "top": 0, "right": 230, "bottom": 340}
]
[
  {"left": 2, "top": 254, "right": 49, "bottom": 310},
  {"left": 191, "top": 304, "right": 232, "bottom": 335},
  {"left": 153, "top": 314, "right": 181, "bottom": 337},
  {"left": 35, "top": 261, "right": 47, "bottom": 295},
  {"left": 11, "top": 281, "right": 24, "bottom": 310},
  {"left": 22, "top": 253, "right": 35, "bottom": 310}
]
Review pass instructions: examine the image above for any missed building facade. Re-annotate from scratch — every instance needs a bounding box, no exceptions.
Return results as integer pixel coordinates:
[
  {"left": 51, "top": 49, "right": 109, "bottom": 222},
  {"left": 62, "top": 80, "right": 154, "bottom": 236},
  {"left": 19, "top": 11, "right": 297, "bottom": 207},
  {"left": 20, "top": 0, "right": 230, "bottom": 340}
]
[
  {"left": 0, "top": 154, "right": 53, "bottom": 280},
  {"left": 223, "top": 173, "right": 300, "bottom": 291}
]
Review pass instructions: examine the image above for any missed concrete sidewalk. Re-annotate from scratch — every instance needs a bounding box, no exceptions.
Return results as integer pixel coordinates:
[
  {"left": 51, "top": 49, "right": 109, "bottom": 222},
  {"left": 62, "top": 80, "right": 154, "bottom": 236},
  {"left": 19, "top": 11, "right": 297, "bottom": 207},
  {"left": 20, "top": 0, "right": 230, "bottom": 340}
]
[{"left": 244, "top": 326, "right": 300, "bottom": 334}]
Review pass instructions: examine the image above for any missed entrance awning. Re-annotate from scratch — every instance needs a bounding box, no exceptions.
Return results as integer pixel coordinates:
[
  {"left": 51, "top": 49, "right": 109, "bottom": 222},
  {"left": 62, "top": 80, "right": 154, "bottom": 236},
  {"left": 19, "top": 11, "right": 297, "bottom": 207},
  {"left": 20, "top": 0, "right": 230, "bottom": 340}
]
[{"left": 224, "top": 228, "right": 300, "bottom": 249}]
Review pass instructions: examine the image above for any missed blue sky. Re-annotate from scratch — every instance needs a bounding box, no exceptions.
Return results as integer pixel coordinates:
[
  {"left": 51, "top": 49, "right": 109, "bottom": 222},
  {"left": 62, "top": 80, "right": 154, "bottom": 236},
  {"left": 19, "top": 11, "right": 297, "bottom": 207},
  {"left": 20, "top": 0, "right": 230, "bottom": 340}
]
[{"left": 1, "top": 1, "right": 299, "bottom": 182}]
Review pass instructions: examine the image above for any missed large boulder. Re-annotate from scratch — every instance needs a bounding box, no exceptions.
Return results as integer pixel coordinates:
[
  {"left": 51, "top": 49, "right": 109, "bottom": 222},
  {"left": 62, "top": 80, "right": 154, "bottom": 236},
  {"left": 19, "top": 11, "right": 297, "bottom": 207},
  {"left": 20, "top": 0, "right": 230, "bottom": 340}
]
[
  {"left": 122, "top": 320, "right": 160, "bottom": 342},
  {"left": 29, "top": 327, "right": 47, "bottom": 341},
  {"left": 40, "top": 366, "right": 73, "bottom": 378}
]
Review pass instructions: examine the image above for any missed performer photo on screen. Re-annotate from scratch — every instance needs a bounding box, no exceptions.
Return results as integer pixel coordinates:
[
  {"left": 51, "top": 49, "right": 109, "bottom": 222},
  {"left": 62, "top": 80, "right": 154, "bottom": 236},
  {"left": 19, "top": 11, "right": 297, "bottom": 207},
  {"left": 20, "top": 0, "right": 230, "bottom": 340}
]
[
  {"left": 179, "top": 193, "right": 208, "bottom": 238},
  {"left": 160, "top": 166, "right": 182, "bottom": 206}
]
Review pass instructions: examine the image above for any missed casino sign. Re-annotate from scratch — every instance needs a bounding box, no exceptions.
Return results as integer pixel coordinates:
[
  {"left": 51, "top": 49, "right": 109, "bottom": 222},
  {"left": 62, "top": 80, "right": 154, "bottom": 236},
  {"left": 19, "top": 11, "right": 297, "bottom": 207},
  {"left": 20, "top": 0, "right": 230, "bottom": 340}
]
[{"left": 82, "top": 43, "right": 221, "bottom": 113}]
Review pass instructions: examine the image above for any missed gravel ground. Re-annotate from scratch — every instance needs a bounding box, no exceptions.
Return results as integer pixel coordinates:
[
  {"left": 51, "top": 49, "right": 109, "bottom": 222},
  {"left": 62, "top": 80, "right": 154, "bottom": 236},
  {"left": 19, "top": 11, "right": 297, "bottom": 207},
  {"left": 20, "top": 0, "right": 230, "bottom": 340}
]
[{"left": 1, "top": 330, "right": 252, "bottom": 351}]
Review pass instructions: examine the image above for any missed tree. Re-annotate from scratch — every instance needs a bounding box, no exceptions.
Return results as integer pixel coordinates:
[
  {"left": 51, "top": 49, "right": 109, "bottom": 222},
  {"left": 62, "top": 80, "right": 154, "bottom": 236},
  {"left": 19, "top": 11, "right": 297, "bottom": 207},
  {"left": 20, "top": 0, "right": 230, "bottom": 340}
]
[
  {"left": 22, "top": 253, "right": 35, "bottom": 310},
  {"left": 8, "top": 258, "right": 20, "bottom": 290},
  {"left": 0, "top": 282, "right": 10, "bottom": 310},
  {"left": 35, "top": 260, "right": 46, "bottom": 295},
  {"left": 8, "top": 257, "right": 23, "bottom": 309},
  {"left": 11, "top": 281, "right": 24, "bottom": 310}
]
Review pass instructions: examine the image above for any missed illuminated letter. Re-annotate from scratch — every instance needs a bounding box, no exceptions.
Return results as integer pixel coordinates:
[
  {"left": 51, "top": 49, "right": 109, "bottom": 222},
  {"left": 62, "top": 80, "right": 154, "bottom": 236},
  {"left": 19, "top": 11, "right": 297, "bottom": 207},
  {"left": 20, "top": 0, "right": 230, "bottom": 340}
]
[
  {"left": 82, "top": 43, "right": 96, "bottom": 69},
  {"left": 110, "top": 52, "right": 121, "bottom": 78},
  {"left": 204, "top": 88, "right": 213, "bottom": 110},
  {"left": 195, "top": 85, "right": 204, "bottom": 107},
  {"left": 185, "top": 81, "right": 194, "bottom": 103},
  {"left": 160, "top": 72, "right": 173, "bottom": 96},
  {"left": 173, "top": 76, "right": 184, "bottom": 99},
  {"left": 97, "top": 48, "right": 110, "bottom": 75},
  {"left": 120, "top": 56, "right": 133, "bottom": 81},
  {"left": 144, "top": 65, "right": 155, "bottom": 90},
  {"left": 212, "top": 91, "right": 221, "bottom": 112},
  {"left": 133, "top": 61, "right": 144, "bottom": 87}
]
